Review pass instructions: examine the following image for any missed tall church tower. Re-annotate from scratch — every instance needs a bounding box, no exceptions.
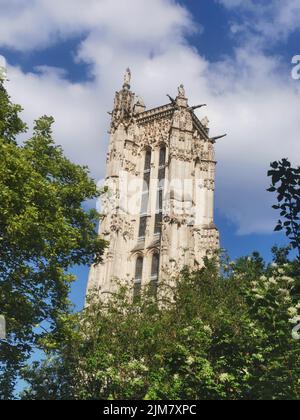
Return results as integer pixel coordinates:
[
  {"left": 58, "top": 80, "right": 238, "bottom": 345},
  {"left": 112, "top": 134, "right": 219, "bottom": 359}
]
[{"left": 87, "top": 70, "right": 221, "bottom": 298}]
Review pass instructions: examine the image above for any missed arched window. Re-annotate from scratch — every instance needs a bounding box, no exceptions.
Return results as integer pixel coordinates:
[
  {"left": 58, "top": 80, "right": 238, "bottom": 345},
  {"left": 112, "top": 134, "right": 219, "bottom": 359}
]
[
  {"left": 134, "top": 256, "right": 143, "bottom": 298},
  {"left": 151, "top": 253, "right": 160, "bottom": 280},
  {"left": 155, "top": 147, "right": 166, "bottom": 235},
  {"left": 144, "top": 149, "right": 152, "bottom": 171},
  {"left": 159, "top": 146, "right": 166, "bottom": 167},
  {"left": 135, "top": 256, "right": 143, "bottom": 282},
  {"left": 138, "top": 150, "right": 151, "bottom": 239},
  {"left": 150, "top": 253, "right": 160, "bottom": 296}
]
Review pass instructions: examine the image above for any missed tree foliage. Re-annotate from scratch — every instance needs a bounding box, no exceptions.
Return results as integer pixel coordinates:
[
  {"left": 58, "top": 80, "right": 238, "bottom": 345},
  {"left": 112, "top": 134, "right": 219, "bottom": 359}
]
[
  {"left": 22, "top": 253, "right": 300, "bottom": 400},
  {"left": 20, "top": 158, "right": 300, "bottom": 401},
  {"left": 268, "top": 159, "right": 300, "bottom": 259},
  {"left": 0, "top": 81, "right": 106, "bottom": 399}
]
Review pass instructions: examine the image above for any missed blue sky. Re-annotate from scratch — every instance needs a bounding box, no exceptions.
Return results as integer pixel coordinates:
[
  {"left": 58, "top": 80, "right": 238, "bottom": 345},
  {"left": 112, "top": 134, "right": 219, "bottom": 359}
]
[{"left": 1, "top": 0, "right": 299, "bottom": 310}]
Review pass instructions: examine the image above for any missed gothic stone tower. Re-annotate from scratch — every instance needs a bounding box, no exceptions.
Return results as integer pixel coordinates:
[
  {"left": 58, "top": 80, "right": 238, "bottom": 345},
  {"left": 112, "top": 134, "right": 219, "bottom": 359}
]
[{"left": 87, "top": 69, "right": 220, "bottom": 299}]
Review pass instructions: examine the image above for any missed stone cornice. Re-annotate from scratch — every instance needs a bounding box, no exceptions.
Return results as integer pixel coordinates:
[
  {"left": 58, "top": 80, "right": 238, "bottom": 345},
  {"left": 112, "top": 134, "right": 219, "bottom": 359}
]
[
  {"left": 137, "top": 103, "right": 174, "bottom": 124},
  {"left": 137, "top": 102, "right": 210, "bottom": 141}
]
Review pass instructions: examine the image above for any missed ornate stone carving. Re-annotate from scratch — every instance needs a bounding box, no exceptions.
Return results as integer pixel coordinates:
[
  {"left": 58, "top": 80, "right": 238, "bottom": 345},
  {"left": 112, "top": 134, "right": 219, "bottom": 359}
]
[
  {"left": 135, "top": 95, "right": 145, "bottom": 107},
  {"left": 139, "top": 117, "right": 171, "bottom": 150},
  {"left": 163, "top": 214, "right": 188, "bottom": 227},
  {"left": 106, "top": 214, "right": 134, "bottom": 241},
  {"left": 169, "top": 146, "right": 192, "bottom": 161},
  {"left": 161, "top": 218, "right": 170, "bottom": 252},
  {"left": 123, "top": 159, "right": 138, "bottom": 175},
  {"left": 197, "top": 161, "right": 209, "bottom": 172},
  {"left": 110, "top": 84, "right": 135, "bottom": 132},
  {"left": 107, "top": 148, "right": 123, "bottom": 164},
  {"left": 194, "top": 226, "right": 219, "bottom": 253},
  {"left": 204, "top": 179, "right": 215, "bottom": 191},
  {"left": 172, "top": 108, "right": 193, "bottom": 132}
]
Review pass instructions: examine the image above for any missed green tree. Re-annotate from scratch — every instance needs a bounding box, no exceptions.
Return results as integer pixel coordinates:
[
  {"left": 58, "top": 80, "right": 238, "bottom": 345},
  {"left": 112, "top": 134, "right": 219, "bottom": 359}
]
[
  {"left": 0, "top": 80, "right": 106, "bottom": 399},
  {"left": 22, "top": 254, "right": 300, "bottom": 400},
  {"left": 268, "top": 159, "right": 300, "bottom": 259}
]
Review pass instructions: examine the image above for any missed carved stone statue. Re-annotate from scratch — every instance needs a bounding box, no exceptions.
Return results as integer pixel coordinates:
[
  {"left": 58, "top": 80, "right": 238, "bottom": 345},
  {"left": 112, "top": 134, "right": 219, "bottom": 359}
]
[
  {"left": 178, "top": 84, "right": 185, "bottom": 98},
  {"left": 135, "top": 95, "right": 145, "bottom": 107},
  {"left": 124, "top": 68, "right": 131, "bottom": 86}
]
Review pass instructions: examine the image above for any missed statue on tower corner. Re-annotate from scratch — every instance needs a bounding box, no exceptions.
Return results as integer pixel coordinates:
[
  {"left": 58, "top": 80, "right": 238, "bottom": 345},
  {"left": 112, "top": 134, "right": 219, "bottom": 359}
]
[
  {"left": 178, "top": 84, "right": 186, "bottom": 98},
  {"left": 123, "top": 67, "right": 131, "bottom": 88}
]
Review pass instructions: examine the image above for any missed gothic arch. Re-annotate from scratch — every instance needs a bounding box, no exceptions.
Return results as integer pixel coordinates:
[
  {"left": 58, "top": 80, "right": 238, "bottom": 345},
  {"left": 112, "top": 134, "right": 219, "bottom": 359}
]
[
  {"left": 130, "top": 250, "right": 145, "bottom": 261},
  {"left": 145, "top": 246, "right": 160, "bottom": 257},
  {"left": 157, "top": 141, "right": 167, "bottom": 149}
]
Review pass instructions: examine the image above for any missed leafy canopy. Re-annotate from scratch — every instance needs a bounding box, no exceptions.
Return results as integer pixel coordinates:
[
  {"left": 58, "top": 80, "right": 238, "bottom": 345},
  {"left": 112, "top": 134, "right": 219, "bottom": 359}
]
[
  {"left": 268, "top": 159, "right": 300, "bottom": 260},
  {"left": 0, "top": 80, "right": 106, "bottom": 399},
  {"left": 22, "top": 253, "right": 300, "bottom": 400}
]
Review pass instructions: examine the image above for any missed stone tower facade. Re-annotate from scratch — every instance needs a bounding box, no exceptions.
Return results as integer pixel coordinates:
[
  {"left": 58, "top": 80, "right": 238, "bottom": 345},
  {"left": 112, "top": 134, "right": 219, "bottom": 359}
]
[{"left": 87, "top": 70, "right": 220, "bottom": 299}]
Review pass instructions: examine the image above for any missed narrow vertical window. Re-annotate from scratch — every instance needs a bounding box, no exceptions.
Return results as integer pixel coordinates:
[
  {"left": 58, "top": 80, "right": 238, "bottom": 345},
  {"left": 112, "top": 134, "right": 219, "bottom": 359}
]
[
  {"left": 154, "top": 146, "right": 166, "bottom": 235},
  {"left": 134, "top": 256, "right": 143, "bottom": 298},
  {"left": 135, "top": 256, "right": 143, "bottom": 282},
  {"left": 151, "top": 253, "right": 160, "bottom": 280},
  {"left": 150, "top": 253, "right": 160, "bottom": 295},
  {"left": 138, "top": 216, "right": 147, "bottom": 238},
  {"left": 159, "top": 147, "right": 166, "bottom": 167},
  {"left": 154, "top": 212, "right": 162, "bottom": 235},
  {"left": 138, "top": 149, "right": 151, "bottom": 239},
  {"left": 144, "top": 149, "right": 151, "bottom": 171}
]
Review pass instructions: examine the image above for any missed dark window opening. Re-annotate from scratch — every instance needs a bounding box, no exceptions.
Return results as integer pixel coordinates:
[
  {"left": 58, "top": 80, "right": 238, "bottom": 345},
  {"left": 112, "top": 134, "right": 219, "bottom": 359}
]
[
  {"left": 138, "top": 216, "right": 147, "bottom": 238},
  {"left": 159, "top": 147, "right": 166, "bottom": 167},
  {"left": 154, "top": 147, "right": 166, "bottom": 236},
  {"left": 135, "top": 256, "right": 143, "bottom": 282},
  {"left": 157, "top": 189, "right": 163, "bottom": 213},
  {"left": 144, "top": 149, "right": 152, "bottom": 171},
  {"left": 158, "top": 167, "right": 165, "bottom": 182},
  {"left": 151, "top": 253, "right": 160, "bottom": 280},
  {"left": 154, "top": 213, "right": 162, "bottom": 235}
]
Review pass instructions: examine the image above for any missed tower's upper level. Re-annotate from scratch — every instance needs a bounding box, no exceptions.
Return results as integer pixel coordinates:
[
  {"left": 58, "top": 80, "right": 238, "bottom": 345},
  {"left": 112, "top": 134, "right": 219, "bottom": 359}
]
[{"left": 109, "top": 68, "right": 222, "bottom": 145}]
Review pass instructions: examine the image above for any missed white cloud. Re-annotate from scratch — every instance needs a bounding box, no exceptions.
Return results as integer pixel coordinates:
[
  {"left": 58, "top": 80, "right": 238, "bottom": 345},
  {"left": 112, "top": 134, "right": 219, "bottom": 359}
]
[
  {"left": 0, "top": 0, "right": 195, "bottom": 51},
  {"left": 6, "top": 65, "right": 107, "bottom": 178},
  {"left": 0, "top": 54, "right": 6, "bottom": 67},
  {"left": 218, "top": 0, "right": 300, "bottom": 46},
  {"left": 1, "top": 0, "right": 300, "bottom": 236}
]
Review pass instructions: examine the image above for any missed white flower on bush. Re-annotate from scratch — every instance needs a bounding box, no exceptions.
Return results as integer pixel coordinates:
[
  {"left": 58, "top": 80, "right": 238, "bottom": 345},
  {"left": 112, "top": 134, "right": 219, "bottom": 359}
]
[
  {"left": 289, "top": 316, "right": 300, "bottom": 340},
  {"left": 289, "top": 316, "right": 300, "bottom": 324},
  {"left": 281, "top": 276, "right": 295, "bottom": 284},
  {"left": 278, "top": 288, "right": 289, "bottom": 295},
  {"left": 288, "top": 307, "right": 298, "bottom": 317},
  {"left": 203, "top": 325, "right": 213, "bottom": 336},
  {"left": 186, "top": 356, "right": 195, "bottom": 366},
  {"left": 219, "top": 373, "right": 231, "bottom": 383},
  {"left": 268, "top": 277, "right": 277, "bottom": 285}
]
